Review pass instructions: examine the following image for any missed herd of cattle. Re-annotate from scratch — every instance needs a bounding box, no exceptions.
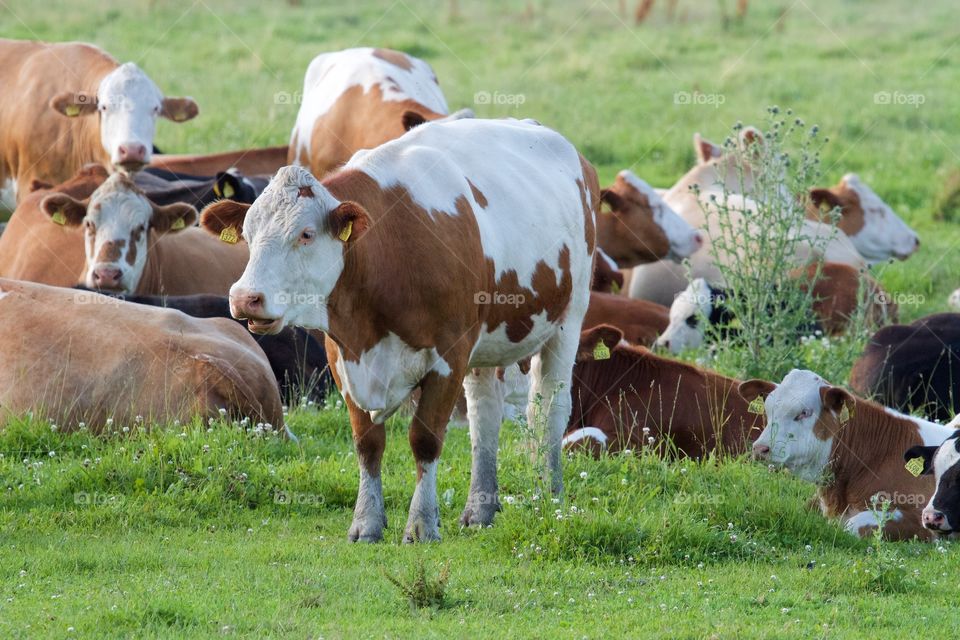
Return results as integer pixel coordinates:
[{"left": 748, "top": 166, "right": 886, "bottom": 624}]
[{"left": 0, "top": 39, "right": 958, "bottom": 544}]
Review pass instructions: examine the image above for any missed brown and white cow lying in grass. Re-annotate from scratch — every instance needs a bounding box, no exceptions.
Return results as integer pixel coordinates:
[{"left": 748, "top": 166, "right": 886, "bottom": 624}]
[
  {"left": 288, "top": 47, "right": 457, "bottom": 178},
  {"left": 628, "top": 130, "right": 917, "bottom": 305},
  {"left": 562, "top": 325, "right": 763, "bottom": 456},
  {"left": 201, "top": 118, "right": 598, "bottom": 542},
  {"left": 657, "top": 262, "right": 897, "bottom": 354},
  {"left": 0, "top": 39, "right": 198, "bottom": 208},
  {"left": 904, "top": 428, "right": 960, "bottom": 537},
  {"left": 0, "top": 278, "right": 283, "bottom": 433},
  {"left": 740, "top": 369, "right": 955, "bottom": 540}
]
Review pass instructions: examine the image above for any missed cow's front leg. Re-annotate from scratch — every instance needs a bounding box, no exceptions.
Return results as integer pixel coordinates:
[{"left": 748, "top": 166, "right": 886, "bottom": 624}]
[
  {"left": 403, "top": 369, "right": 463, "bottom": 543},
  {"left": 460, "top": 367, "right": 504, "bottom": 527}
]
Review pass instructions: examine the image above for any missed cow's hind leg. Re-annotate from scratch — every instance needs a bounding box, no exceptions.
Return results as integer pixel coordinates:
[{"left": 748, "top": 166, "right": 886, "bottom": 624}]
[
  {"left": 460, "top": 367, "right": 505, "bottom": 527},
  {"left": 527, "top": 329, "right": 580, "bottom": 496},
  {"left": 403, "top": 370, "right": 463, "bottom": 542}
]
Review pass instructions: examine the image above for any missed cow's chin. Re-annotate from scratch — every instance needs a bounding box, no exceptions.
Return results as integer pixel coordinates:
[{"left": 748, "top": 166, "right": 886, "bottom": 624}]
[{"left": 247, "top": 317, "right": 284, "bottom": 335}]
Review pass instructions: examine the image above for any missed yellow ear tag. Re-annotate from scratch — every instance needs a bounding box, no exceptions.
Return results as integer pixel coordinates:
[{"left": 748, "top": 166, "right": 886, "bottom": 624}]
[
  {"left": 219, "top": 226, "right": 239, "bottom": 244},
  {"left": 838, "top": 404, "right": 851, "bottom": 426},
  {"left": 610, "top": 281, "right": 621, "bottom": 295},
  {"left": 51, "top": 210, "right": 67, "bottom": 225},
  {"left": 593, "top": 339, "right": 611, "bottom": 360},
  {"left": 173, "top": 110, "right": 186, "bottom": 122},
  {"left": 212, "top": 182, "right": 221, "bottom": 198},
  {"left": 338, "top": 220, "right": 353, "bottom": 242},
  {"left": 748, "top": 396, "right": 765, "bottom": 415},
  {"left": 222, "top": 182, "right": 235, "bottom": 198},
  {"left": 171, "top": 217, "right": 186, "bottom": 231},
  {"left": 905, "top": 456, "right": 925, "bottom": 477},
  {"left": 65, "top": 105, "right": 81, "bottom": 117}
]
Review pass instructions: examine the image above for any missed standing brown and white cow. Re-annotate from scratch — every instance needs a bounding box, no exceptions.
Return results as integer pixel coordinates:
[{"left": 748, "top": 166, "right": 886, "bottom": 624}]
[
  {"left": 202, "top": 118, "right": 598, "bottom": 542},
  {"left": 288, "top": 47, "right": 457, "bottom": 178},
  {"left": 0, "top": 39, "right": 198, "bottom": 209}
]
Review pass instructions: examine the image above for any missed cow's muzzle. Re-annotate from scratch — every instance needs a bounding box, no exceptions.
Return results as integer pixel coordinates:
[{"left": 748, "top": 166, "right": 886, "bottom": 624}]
[{"left": 230, "top": 289, "right": 284, "bottom": 335}]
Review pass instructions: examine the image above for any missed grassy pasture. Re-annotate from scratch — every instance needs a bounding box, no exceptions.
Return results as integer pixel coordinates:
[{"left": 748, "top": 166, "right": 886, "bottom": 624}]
[{"left": 2, "top": 0, "right": 960, "bottom": 637}]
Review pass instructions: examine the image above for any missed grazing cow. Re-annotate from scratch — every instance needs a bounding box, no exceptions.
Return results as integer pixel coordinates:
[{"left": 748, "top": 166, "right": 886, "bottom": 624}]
[
  {"left": 850, "top": 314, "right": 960, "bottom": 421},
  {"left": 149, "top": 145, "right": 289, "bottom": 177},
  {"left": 628, "top": 130, "right": 901, "bottom": 305},
  {"left": 597, "top": 170, "right": 702, "bottom": 267},
  {"left": 79, "top": 288, "right": 333, "bottom": 403},
  {"left": 903, "top": 429, "right": 960, "bottom": 536},
  {"left": 657, "top": 262, "right": 897, "bottom": 353},
  {"left": 0, "top": 279, "right": 283, "bottom": 432},
  {"left": 0, "top": 39, "right": 198, "bottom": 206},
  {"left": 740, "top": 369, "right": 955, "bottom": 540},
  {"left": 201, "top": 118, "right": 597, "bottom": 542},
  {"left": 584, "top": 292, "right": 669, "bottom": 346},
  {"left": 562, "top": 325, "right": 763, "bottom": 456},
  {"left": 16, "top": 170, "right": 249, "bottom": 295},
  {"left": 288, "top": 47, "right": 451, "bottom": 178},
  {"left": 591, "top": 249, "right": 624, "bottom": 293}
]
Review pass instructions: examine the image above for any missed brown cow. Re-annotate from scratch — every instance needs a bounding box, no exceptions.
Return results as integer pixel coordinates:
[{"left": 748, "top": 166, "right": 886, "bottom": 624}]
[
  {"left": 0, "top": 39, "right": 198, "bottom": 208},
  {"left": 741, "top": 369, "right": 955, "bottom": 540},
  {"left": 562, "top": 325, "right": 763, "bottom": 456},
  {"left": 0, "top": 278, "right": 283, "bottom": 432},
  {"left": 149, "top": 145, "right": 289, "bottom": 177},
  {"left": 584, "top": 292, "right": 669, "bottom": 346}
]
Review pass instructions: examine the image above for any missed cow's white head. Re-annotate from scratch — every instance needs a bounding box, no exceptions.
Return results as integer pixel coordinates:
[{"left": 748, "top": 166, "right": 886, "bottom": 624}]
[
  {"left": 656, "top": 278, "right": 733, "bottom": 354},
  {"left": 200, "top": 166, "right": 368, "bottom": 334},
  {"left": 739, "top": 369, "right": 853, "bottom": 483},
  {"left": 40, "top": 172, "right": 197, "bottom": 293},
  {"left": 50, "top": 62, "right": 199, "bottom": 173},
  {"left": 808, "top": 174, "right": 919, "bottom": 263},
  {"left": 904, "top": 432, "right": 960, "bottom": 534},
  {"left": 598, "top": 170, "right": 702, "bottom": 267}
]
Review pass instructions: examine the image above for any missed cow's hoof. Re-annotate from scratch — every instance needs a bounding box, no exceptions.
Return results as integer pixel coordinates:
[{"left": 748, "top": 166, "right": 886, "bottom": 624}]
[
  {"left": 347, "top": 516, "right": 386, "bottom": 543},
  {"left": 402, "top": 518, "right": 441, "bottom": 543},
  {"left": 459, "top": 500, "right": 499, "bottom": 527}
]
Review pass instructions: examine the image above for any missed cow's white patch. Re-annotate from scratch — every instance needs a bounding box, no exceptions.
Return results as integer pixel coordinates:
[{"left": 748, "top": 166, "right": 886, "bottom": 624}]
[
  {"left": 882, "top": 406, "right": 955, "bottom": 446},
  {"left": 334, "top": 333, "right": 451, "bottom": 424},
  {"left": 841, "top": 174, "right": 918, "bottom": 262},
  {"left": 596, "top": 247, "right": 618, "bottom": 273},
  {"left": 618, "top": 170, "right": 701, "bottom": 260},
  {"left": 0, "top": 290, "right": 9, "bottom": 302},
  {"left": 843, "top": 509, "right": 901, "bottom": 537},
  {"left": 0, "top": 177, "right": 17, "bottom": 212},
  {"left": 657, "top": 278, "right": 712, "bottom": 353},
  {"left": 404, "top": 459, "right": 441, "bottom": 541},
  {"left": 753, "top": 369, "right": 833, "bottom": 483},
  {"left": 97, "top": 63, "right": 166, "bottom": 168},
  {"left": 925, "top": 438, "right": 960, "bottom": 528},
  {"left": 290, "top": 47, "right": 448, "bottom": 165},
  {"left": 561, "top": 427, "right": 608, "bottom": 448}
]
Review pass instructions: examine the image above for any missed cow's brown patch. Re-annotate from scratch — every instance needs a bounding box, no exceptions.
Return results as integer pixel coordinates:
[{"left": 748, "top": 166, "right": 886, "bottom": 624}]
[
  {"left": 578, "top": 153, "right": 599, "bottom": 255},
  {"left": 583, "top": 292, "right": 668, "bottom": 347},
  {"left": 807, "top": 182, "right": 866, "bottom": 236},
  {"left": 466, "top": 179, "right": 488, "bottom": 209},
  {"left": 127, "top": 228, "right": 142, "bottom": 266},
  {"left": 372, "top": 48, "right": 414, "bottom": 71},
  {"left": 96, "top": 239, "right": 125, "bottom": 263},
  {"left": 793, "top": 262, "right": 897, "bottom": 335}
]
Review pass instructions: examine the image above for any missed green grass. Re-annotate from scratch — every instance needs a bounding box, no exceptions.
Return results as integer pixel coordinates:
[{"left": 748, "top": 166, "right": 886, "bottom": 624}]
[{"left": 3, "top": 0, "right": 960, "bottom": 636}]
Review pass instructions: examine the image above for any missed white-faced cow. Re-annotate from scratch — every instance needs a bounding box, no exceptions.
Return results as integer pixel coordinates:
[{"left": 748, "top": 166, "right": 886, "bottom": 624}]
[
  {"left": 0, "top": 39, "right": 198, "bottom": 208},
  {"left": 657, "top": 262, "right": 897, "bottom": 354},
  {"left": 740, "top": 369, "right": 955, "bottom": 540},
  {"left": 201, "top": 118, "right": 597, "bottom": 542},
  {"left": 904, "top": 430, "right": 960, "bottom": 537},
  {"left": 288, "top": 47, "right": 453, "bottom": 178}
]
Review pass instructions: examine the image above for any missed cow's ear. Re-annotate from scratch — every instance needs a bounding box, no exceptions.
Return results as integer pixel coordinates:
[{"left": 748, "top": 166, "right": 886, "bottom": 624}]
[
  {"left": 329, "top": 201, "right": 369, "bottom": 243},
  {"left": 809, "top": 188, "right": 842, "bottom": 211},
  {"left": 820, "top": 386, "right": 855, "bottom": 417},
  {"left": 40, "top": 193, "right": 88, "bottom": 227},
  {"left": 693, "top": 133, "right": 722, "bottom": 164},
  {"left": 151, "top": 202, "right": 198, "bottom": 234},
  {"left": 738, "top": 126, "right": 764, "bottom": 150},
  {"left": 50, "top": 91, "right": 98, "bottom": 118},
  {"left": 903, "top": 445, "right": 937, "bottom": 476},
  {"left": 576, "top": 325, "right": 623, "bottom": 362},
  {"left": 600, "top": 189, "right": 624, "bottom": 213},
  {"left": 160, "top": 97, "right": 199, "bottom": 123},
  {"left": 738, "top": 379, "right": 777, "bottom": 402},
  {"left": 199, "top": 200, "right": 250, "bottom": 240},
  {"left": 402, "top": 110, "right": 429, "bottom": 131}
]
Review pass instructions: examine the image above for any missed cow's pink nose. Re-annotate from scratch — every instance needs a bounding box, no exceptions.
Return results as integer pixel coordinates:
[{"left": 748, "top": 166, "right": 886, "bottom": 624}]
[
  {"left": 230, "top": 290, "right": 265, "bottom": 318},
  {"left": 922, "top": 509, "right": 945, "bottom": 528},
  {"left": 93, "top": 266, "right": 122, "bottom": 288},
  {"left": 752, "top": 443, "right": 771, "bottom": 459},
  {"left": 117, "top": 143, "right": 147, "bottom": 165}
]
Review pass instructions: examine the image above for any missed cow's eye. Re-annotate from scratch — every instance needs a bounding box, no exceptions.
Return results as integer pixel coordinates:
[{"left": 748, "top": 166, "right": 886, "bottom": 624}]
[
  {"left": 794, "top": 409, "right": 810, "bottom": 421},
  {"left": 685, "top": 316, "right": 699, "bottom": 328},
  {"left": 135, "top": 225, "right": 145, "bottom": 235},
  {"left": 84, "top": 220, "right": 95, "bottom": 232},
  {"left": 299, "top": 229, "right": 315, "bottom": 245}
]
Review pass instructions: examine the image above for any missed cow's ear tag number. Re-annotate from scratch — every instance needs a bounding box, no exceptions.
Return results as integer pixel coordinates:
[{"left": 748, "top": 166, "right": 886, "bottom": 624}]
[
  {"left": 593, "top": 340, "right": 610, "bottom": 360},
  {"left": 220, "top": 226, "right": 239, "bottom": 244},
  {"left": 905, "top": 457, "right": 925, "bottom": 477},
  {"left": 748, "top": 397, "right": 765, "bottom": 415},
  {"left": 338, "top": 220, "right": 353, "bottom": 242}
]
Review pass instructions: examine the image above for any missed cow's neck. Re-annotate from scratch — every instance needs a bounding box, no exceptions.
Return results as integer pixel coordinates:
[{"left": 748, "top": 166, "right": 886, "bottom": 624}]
[{"left": 135, "top": 232, "right": 166, "bottom": 296}]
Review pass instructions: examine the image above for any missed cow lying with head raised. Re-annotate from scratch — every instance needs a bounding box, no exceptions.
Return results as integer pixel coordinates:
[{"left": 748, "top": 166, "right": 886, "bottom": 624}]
[
  {"left": 904, "top": 429, "right": 960, "bottom": 537},
  {"left": 562, "top": 325, "right": 762, "bottom": 456},
  {"left": 0, "top": 278, "right": 283, "bottom": 432},
  {"left": 289, "top": 47, "right": 458, "bottom": 178},
  {"left": 740, "top": 369, "right": 955, "bottom": 540},
  {"left": 0, "top": 39, "right": 198, "bottom": 208},
  {"left": 850, "top": 313, "right": 960, "bottom": 422},
  {"left": 201, "top": 118, "right": 597, "bottom": 542},
  {"left": 657, "top": 262, "right": 897, "bottom": 354}
]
